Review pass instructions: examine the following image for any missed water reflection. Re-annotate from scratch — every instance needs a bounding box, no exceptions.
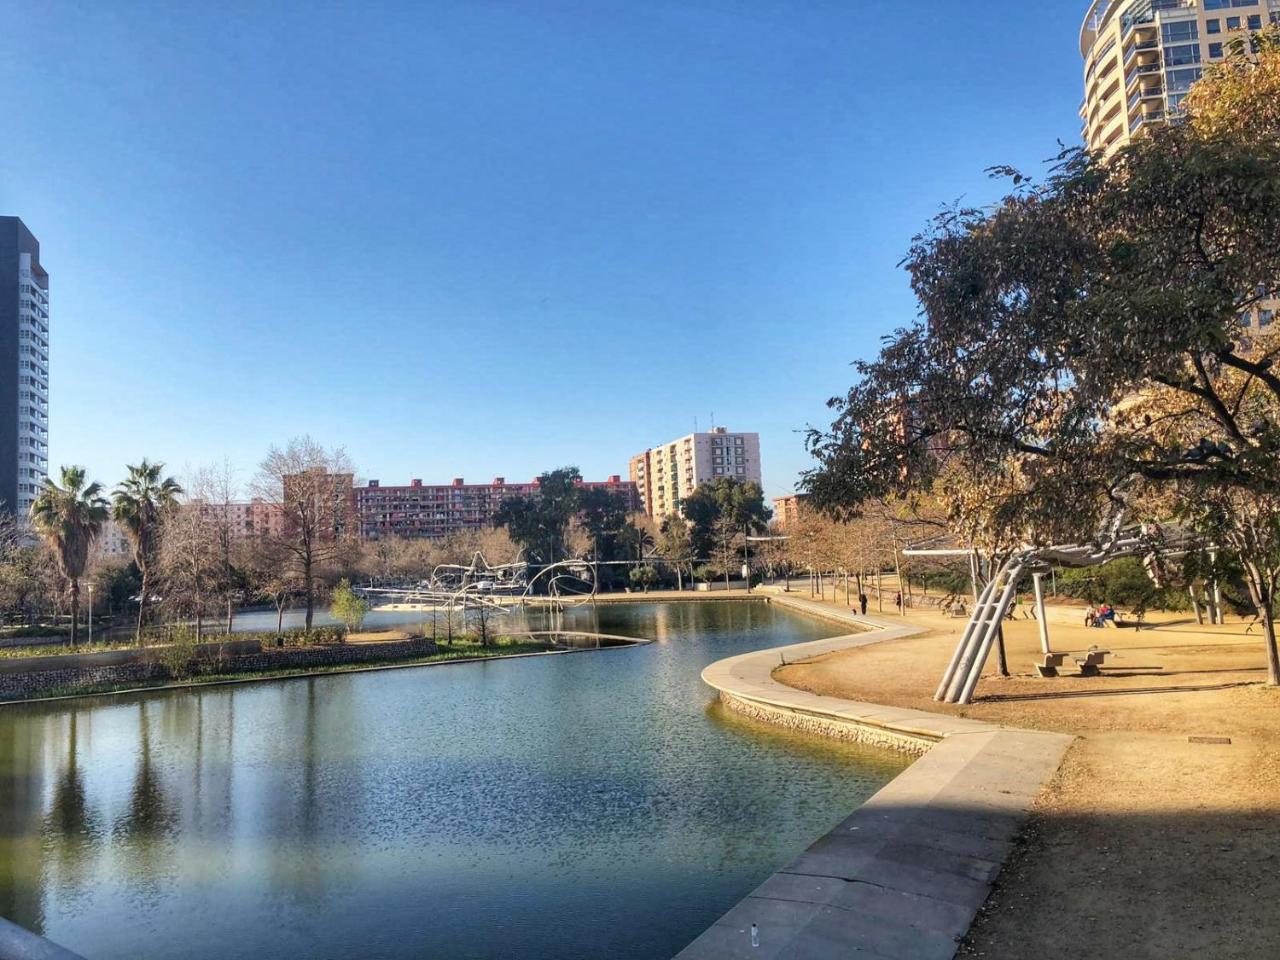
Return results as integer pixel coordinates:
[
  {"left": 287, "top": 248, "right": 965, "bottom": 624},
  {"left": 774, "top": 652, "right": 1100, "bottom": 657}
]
[{"left": 0, "top": 601, "right": 909, "bottom": 960}]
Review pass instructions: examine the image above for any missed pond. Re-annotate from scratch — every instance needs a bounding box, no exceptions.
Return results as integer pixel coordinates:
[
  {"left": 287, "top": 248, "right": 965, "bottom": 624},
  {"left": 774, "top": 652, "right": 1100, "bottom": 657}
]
[{"left": 0, "top": 601, "right": 908, "bottom": 960}]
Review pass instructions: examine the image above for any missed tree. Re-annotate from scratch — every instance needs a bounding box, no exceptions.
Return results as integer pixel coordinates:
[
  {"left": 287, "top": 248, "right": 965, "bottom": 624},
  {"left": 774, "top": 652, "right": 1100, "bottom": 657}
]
[
  {"left": 805, "top": 55, "right": 1280, "bottom": 682},
  {"left": 113, "top": 460, "right": 183, "bottom": 643},
  {"left": 253, "top": 437, "right": 356, "bottom": 630},
  {"left": 657, "top": 516, "right": 694, "bottom": 590},
  {"left": 629, "top": 566, "right": 658, "bottom": 593},
  {"left": 330, "top": 578, "right": 370, "bottom": 636},
  {"left": 158, "top": 501, "right": 222, "bottom": 642},
  {"left": 494, "top": 467, "right": 585, "bottom": 567},
  {"left": 711, "top": 514, "right": 743, "bottom": 589},
  {"left": 29, "top": 467, "right": 109, "bottom": 645},
  {"left": 1183, "top": 25, "right": 1280, "bottom": 142},
  {"left": 681, "top": 478, "right": 771, "bottom": 560},
  {"left": 188, "top": 460, "right": 243, "bottom": 632}
]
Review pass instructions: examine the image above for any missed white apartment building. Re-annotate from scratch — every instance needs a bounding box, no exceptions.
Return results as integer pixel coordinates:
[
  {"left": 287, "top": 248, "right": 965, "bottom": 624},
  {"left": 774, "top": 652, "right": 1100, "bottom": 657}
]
[
  {"left": 2, "top": 217, "right": 50, "bottom": 518},
  {"left": 629, "top": 427, "right": 762, "bottom": 518}
]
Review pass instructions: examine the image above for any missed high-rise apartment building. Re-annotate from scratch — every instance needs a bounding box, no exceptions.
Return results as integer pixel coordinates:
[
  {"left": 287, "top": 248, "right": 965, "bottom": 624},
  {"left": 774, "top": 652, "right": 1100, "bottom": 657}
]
[
  {"left": 1080, "top": 0, "right": 1280, "bottom": 159},
  {"left": 629, "top": 427, "right": 762, "bottom": 518},
  {"left": 1080, "top": 1, "right": 1280, "bottom": 329},
  {"left": 0, "top": 217, "right": 50, "bottom": 517}
]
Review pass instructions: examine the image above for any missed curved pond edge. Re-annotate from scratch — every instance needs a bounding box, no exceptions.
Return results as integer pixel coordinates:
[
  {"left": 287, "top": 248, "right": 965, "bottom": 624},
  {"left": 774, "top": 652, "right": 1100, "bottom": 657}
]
[{"left": 676, "top": 594, "right": 1073, "bottom": 960}]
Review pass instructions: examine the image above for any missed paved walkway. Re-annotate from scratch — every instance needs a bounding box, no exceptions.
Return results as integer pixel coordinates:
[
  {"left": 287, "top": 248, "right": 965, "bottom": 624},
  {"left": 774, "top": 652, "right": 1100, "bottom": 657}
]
[{"left": 675, "top": 597, "right": 1072, "bottom": 960}]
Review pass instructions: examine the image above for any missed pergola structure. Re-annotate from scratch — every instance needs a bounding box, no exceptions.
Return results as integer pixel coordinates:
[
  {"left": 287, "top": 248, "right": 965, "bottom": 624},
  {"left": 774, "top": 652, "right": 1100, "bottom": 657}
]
[{"left": 906, "top": 527, "right": 1201, "bottom": 705}]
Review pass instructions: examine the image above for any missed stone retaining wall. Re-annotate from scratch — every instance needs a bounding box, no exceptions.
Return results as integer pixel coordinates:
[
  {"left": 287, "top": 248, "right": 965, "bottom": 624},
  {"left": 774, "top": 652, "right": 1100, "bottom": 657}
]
[
  {"left": 0, "top": 638, "right": 439, "bottom": 700},
  {"left": 720, "top": 690, "right": 933, "bottom": 756}
]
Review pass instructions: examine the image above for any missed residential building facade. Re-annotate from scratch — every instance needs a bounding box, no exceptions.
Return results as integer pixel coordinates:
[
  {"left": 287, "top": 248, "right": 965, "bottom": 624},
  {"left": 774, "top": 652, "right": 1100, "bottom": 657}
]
[
  {"left": 356, "top": 475, "right": 640, "bottom": 540},
  {"left": 1081, "top": 0, "right": 1280, "bottom": 159},
  {"left": 772, "top": 494, "right": 808, "bottom": 530},
  {"left": 0, "top": 217, "right": 49, "bottom": 517},
  {"left": 629, "top": 427, "right": 762, "bottom": 518},
  {"left": 1079, "top": 0, "right": 1280, "bottom": 329}
]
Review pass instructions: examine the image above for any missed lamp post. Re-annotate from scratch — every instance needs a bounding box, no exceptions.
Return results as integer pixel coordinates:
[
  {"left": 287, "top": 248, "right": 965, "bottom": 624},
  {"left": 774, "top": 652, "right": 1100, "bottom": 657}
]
[{"left": 87, "top": 583, "right": 94, "bottom": 646}]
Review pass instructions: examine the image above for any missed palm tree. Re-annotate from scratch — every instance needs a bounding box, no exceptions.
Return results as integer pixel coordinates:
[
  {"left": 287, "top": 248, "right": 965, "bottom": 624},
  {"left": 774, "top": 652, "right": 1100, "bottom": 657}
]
[
  {"left": 113, "top": 460, "right": 182, "bottom": 644},
  {"left": 29, "top": 466, "right": 109, "bottom": 645}
]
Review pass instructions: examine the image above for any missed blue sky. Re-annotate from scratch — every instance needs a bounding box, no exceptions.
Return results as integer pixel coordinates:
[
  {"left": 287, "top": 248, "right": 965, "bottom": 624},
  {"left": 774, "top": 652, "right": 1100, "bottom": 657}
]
[{"left": 1, "top": 0, "right": 1085, "bottom": 499}]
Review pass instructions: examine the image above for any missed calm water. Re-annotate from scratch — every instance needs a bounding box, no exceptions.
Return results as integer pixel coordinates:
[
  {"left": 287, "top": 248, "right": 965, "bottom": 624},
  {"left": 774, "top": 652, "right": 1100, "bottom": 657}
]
[{"left": 0, "top": 601, "right": 908, "bottom": 960}]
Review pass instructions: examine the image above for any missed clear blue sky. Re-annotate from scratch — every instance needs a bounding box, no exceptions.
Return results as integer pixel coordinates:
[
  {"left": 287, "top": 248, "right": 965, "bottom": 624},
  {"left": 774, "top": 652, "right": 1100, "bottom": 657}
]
[{"left": 1, "top": 0, "right": 1085, "bottom": 500}]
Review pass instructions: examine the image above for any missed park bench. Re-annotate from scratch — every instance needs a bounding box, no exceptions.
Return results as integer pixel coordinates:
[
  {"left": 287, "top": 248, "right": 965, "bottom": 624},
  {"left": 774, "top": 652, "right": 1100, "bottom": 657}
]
[
  {"left": 1034, "top": 646, "right": 1111, "bottom": 677},
  {"left": 946, "top": 604, "right": 968, "bottom": 619}
]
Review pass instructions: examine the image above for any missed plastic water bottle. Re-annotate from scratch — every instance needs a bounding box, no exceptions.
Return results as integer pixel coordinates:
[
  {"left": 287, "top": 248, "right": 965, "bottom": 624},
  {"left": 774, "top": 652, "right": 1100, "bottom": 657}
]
[{"left": 750, "top": 923, "right": 759, "bottom": 947}]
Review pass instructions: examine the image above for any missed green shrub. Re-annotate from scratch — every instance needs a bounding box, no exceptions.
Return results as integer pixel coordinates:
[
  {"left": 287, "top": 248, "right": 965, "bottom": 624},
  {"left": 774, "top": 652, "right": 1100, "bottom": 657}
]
[
  {"left": 154, "top": 625, "right": 201, "bottom": 679},
  {"left": 1057, "top": 557, "right": 1189, "bottom": 615},
  {"left": 330, "top": 579, "right": 370, "bottom": 636}
]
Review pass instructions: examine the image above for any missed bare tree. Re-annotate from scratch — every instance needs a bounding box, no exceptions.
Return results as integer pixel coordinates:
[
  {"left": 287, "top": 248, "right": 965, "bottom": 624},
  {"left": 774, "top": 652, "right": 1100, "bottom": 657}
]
[
  {"left": 252, "top": 437, "right": 356, "bottom": 630},
  {"left": 158, "top": 501, "right": 222, "bottom": 642}
]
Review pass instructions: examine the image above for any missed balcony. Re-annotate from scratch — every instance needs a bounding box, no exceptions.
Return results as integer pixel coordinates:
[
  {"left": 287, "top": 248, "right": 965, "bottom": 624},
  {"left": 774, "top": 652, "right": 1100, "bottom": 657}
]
[
  {"left": 1123, "top": 38, "right": 1160, "bottom": 67},
  {"left": 1127, "top": 84, "right": 1163, "bottom": 111},
  {"left": 1130, "top": 110, "right": 1165, "bottom": 133}
]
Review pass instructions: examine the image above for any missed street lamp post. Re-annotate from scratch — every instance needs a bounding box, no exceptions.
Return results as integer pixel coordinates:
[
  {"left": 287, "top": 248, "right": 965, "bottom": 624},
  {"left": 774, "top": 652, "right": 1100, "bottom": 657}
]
[{"left": 87, "top": 584, "right": 94, "bottom": 646}]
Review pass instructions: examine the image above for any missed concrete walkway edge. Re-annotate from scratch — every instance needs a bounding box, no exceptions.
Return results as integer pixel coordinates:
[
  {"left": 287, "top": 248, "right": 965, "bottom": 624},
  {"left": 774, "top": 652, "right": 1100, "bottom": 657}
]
[{"left": 673, "top": 595, "right": 1073, "bottom": 960}]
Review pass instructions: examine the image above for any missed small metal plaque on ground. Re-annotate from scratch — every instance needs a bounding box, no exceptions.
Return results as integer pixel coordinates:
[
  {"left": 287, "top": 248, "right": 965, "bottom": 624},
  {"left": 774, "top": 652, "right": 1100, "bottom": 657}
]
[{"left": 1188, "top": 736, "right": 1232, "bottom": 744}]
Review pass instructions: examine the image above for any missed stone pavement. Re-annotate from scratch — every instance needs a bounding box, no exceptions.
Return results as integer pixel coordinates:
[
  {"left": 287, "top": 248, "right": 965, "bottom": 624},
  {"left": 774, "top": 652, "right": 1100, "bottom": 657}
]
[{"left": 674, "top": 597, "right": 1072, "bottom": 960}]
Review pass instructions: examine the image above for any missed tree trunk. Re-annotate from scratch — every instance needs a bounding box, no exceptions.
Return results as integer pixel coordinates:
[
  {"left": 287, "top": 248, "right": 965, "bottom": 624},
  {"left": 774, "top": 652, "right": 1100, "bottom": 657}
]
[
  {"left": 1260, "top": 603, "right": 1280, "bottom": 687},
  {"left": 1189, "top": 586, "right": 1204, "bottom": 626},
  {"left": 136, "top": 568, "right": 148, "bottom": 645},
  {"left": 304, "top": 555, "right": 314, "bottom": 631},
  {"left": 69, "top": 579, "right": 80, "bottom": 646},
  {"left": 196, "top": 610, "right": 203, "bottom": 644},
  {"left": 226, "top": 597, "right": 234, "bottom": 634}
]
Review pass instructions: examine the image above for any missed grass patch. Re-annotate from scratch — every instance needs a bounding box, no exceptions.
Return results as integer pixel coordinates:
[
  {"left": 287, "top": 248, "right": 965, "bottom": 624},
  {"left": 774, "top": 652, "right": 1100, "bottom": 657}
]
[{"left": 1, "top": 636, "right": 560, "bottom": 703}]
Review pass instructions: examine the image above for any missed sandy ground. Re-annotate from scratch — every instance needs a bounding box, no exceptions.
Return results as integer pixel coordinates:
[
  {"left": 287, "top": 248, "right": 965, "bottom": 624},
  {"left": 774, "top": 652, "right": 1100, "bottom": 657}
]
[
  {"left": 773, "top": 598, "right": 1280, "bottom": 959},
  {"left": 344, "top": 629, "right": 412, "bottom": 644}
]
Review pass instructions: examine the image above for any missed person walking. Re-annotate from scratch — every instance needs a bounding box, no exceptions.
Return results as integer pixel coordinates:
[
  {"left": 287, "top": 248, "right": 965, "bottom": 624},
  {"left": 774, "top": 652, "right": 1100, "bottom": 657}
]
[
  {"left": 858, "top": 592, "right": 868, "bottom": 616},
  {"left": 894, "top": 592, "right": 902, "bottom": 613}
]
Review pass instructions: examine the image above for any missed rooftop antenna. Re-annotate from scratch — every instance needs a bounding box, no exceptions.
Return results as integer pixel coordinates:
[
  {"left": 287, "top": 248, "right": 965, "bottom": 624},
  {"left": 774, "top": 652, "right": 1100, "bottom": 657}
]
[
  {"left": 694, "top": 415, "right": 699, "bottom": 433},
  {"left": 710, "top": 410, "right": 715, "bottom": 431}
]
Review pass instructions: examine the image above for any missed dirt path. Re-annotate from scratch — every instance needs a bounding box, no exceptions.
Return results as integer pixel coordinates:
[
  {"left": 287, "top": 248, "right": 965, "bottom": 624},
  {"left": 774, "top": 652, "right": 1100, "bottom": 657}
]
[{"left": 772, "top": 601, "right": 1280, "bottom": 959}]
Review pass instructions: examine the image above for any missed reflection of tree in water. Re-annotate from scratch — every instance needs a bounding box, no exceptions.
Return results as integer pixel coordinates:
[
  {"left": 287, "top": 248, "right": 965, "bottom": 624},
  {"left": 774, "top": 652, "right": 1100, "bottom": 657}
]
[
  {"left": 263, "top": 678, "right": 332, "bottom": 907},
  {"left": 44, "top": 710, "right": 103, "bottom": 893},
  {"left": 112, "top": 701, "right": 179, "bottom": 903}
]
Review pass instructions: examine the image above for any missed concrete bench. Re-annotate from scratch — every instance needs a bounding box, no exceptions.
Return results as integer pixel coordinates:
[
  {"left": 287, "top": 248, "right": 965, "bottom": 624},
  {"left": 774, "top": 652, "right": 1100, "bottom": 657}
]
[
  {"left": 1073, "top": 647, "right": 1111, "bottom": 677},
  {"left": 1035, "top": 648, "right": 1110, "bottom": 677},
  {"left": 946, "top": 605, "right": 968, "bottom": 619},
  {"left": 1034, "top": 652, "right": 1070, "bottom": 677}
]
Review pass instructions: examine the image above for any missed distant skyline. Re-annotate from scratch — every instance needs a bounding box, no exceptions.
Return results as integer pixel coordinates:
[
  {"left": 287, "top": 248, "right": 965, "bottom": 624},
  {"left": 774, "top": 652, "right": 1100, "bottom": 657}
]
[{"left": 0, "top": 0, "right": 1086, "bottom": 499}]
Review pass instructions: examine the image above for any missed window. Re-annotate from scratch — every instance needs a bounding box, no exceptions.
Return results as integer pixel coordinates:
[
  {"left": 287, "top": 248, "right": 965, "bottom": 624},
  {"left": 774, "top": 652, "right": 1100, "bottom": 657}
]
[
  {"left": 1207, "top": 18, "right": 1222, "bottom": 32},
  {"left": 1248, "top": 14, "right": 1262, "bottom": 28},
  {"left": 1165, "top": 66, "right": 1203, "bottom": 91},
  {"left": 1209, "top": 41, "right": 1224, "bottom": 56},
  {"left": 1160, "top": 21, "right": 1198, "bottom": 42},
  {"left": 1227, "top": 16, "right": 1241, "bottom": 28},
  {"left": 1164, "top": 43, "right": 1201, "bottom": 64},
  {"left": 1261, "top": 310, "right": 1276, "bottom": 328}
]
